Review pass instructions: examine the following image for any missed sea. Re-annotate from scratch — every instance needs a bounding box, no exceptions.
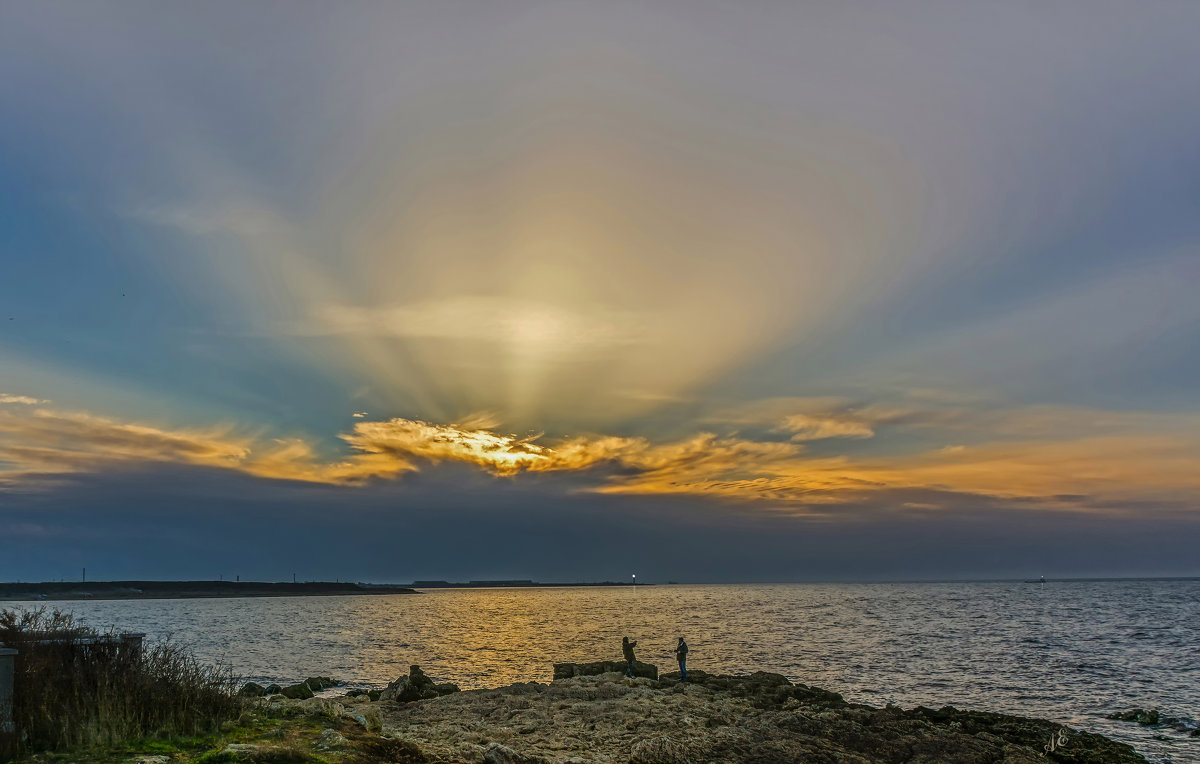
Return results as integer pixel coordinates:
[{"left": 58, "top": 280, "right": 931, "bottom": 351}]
[{"left": 3, "top": 580, "right": 1198, "bottom": 762}]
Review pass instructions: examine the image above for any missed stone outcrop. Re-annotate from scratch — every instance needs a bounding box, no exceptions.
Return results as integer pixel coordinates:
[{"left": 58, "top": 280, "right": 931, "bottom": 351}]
[
  {"left": 553, "top": 659, "right": 658, "bottom": 680},
  {"left": 372, "top": 668, "right": 1147, "bottom": 763},
  {"left": 304, "top": 676, "right": 339, "bottom": 691},
  {"left": 1107, "top": 708, "right": 1160, "bottom": 725},
  {"left": 380, "top": 664, "right": 461, "bottom": 702},
  {"left": 243, "top": 661, "right": 1150, "bottom": 763},
  {"left": 278, "top": 682, "right": 314, "bottom": 700},
  {"left": 237, "top": 681, "right": 267, "bottom": 697}
]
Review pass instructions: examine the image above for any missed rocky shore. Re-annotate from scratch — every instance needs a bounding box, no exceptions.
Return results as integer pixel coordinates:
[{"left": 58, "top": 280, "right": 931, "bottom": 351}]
[{"left": 222, "top": 662, "right": 1149, "bottom": 764}]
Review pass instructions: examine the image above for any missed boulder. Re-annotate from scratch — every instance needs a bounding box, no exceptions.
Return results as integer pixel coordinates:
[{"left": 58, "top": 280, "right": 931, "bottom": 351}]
[
  {"left": 1107, "top": 708, "right": 1160, "bottom": 725},
  {"left": 297, "top": 697, "right": 344, "bottom": 719},
  {"left": 264, "top": 683, "right": 282, "bottom": 694},
  {"left": 361, "top": 705, "right": 383, "bottom": 733},
  {"left": 315, "top": 728, "right": 347, "bottom": 750},
  {"left": 381, "top": 665, "right": 460, "bottom": 702},
  {"left": 237, "top": 681, "right": 267, "bottom": 697},
  {"left": 553, "top": 660, "right": 658, "bottom": 680},
  {"left": 280, "top": 682, "right": 315, "bottom": 700},
  {"left": 218, "top": 744, "right": 259, "bottom": 759},
  {"left": 304, "top": 676, "right": 339, "bottom": 691}
]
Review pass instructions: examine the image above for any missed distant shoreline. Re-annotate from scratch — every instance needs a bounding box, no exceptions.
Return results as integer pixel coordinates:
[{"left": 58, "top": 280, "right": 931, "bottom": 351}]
[
  {"left": 4, "top": 577, "right": 1191, "bottom": 602},
  {"left": 0, "top": 579, "right": 651, "bottom": 601},
  {"left": 0, "top": 580, "right": 419, "bottom": 601}
]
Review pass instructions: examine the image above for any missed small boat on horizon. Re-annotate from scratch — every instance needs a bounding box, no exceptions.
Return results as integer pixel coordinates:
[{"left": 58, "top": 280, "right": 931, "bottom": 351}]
[{"left": 1024, "top": 575, "right": 1047, "bottom": 584}]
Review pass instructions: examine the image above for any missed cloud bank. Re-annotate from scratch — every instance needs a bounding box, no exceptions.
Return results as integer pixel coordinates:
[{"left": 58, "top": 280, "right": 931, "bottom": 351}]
[{"left": 3, "top": 396, "right": 1197, "bottom": 519}]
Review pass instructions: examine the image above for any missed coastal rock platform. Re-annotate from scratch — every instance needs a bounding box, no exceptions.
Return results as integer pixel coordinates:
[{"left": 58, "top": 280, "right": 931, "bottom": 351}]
[{"left": 370, "top": 669, "right": 1146, "bottom": 763}]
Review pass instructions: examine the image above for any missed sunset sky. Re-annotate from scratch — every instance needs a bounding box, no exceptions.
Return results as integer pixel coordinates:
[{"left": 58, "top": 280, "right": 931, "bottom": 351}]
[{"left": 2, "top": 2, "right": 1199, "bottom": 582}]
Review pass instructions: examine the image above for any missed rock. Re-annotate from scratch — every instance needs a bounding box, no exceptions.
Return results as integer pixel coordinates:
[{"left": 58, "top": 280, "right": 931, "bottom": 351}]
[
  {"left": 1107, "top": 708, "right": 1161, "bottom": 725},
  {"left": 219, "top": 743, "right": 259, "bottom": 757},
  {"left": 344, "top": 688, "right": 369, "bottom": 697},
  {"left": 344, "top": 705, "right": 384, "bottom": 732},
  {"left": 552, "top": 660, "right": 658, "bottom": 680},
  {"left": 361, "top": 705, "right": 384, "bottom": 733},
  {"left": 482, "top": 741, "right": 549, "bottom": 764},
  {"left": 264, "top": 683, "right": 282, "bottom": 694},
  {"left": 297, "top": 697, "right": 344, "bottom": 719},
  {"left": 129, "top": 756, "right": 170, "bottom": 764},
  {"left": 304, "top": 675, "right": 339, "bottom": 691},
  {"left": 367, "top": 689, "right": 382, "bottom": 701},
  {"left": 630, "top": 736, "right": 688, "bottom": 764},
  {"left": 380, "top": 674, "right": 409, "bottom": 702},
  {"left": 382, "top": 664, "right": 458, "bottom": 702},
  {"left": 280, "top": 682, "right": 314, "bottom": 700},
  {"left": 315, "top": 728, "right": 347, "bottom": 750},
  {"left": 238, "top": 681, "right": 267, "bottom": 697},
  {"left": 365, "top": 672, "right": 1145, "bottom": 764}
]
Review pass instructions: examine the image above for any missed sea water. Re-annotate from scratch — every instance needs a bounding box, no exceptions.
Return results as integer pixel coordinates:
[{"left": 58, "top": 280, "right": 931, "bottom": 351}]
[{"left": 4, "top": 579, "right": 1197, "bottom": 762}]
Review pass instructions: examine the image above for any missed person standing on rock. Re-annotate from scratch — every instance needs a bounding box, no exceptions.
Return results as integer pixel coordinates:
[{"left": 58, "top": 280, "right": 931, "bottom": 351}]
[
  {"left": 622, "top": 636, "right": 638, "bottom": 677},
  {"left": 675, "top": 637, "right": 688, "bottom": 681}
]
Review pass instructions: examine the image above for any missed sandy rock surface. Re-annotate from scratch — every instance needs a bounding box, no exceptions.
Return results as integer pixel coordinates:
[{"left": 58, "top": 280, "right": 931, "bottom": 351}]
[{"left": 374, "top": 670, "right": 1147, "bottom": 763}]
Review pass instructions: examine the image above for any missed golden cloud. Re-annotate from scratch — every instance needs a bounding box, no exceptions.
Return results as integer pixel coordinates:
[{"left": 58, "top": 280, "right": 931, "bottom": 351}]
[{"left": 1, "top": 400, "right": 1198, "bottom": 516}]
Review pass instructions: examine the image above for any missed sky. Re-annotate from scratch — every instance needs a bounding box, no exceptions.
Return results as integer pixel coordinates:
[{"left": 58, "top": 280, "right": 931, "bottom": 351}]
[{"left": 2, "top": 1, "right": 1199, "bottom": 583}]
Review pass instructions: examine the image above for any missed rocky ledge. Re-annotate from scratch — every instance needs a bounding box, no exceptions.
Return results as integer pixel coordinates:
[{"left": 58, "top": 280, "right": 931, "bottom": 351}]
[{"left": 360, "top": 667, "right": 1146, "bottom": 763}]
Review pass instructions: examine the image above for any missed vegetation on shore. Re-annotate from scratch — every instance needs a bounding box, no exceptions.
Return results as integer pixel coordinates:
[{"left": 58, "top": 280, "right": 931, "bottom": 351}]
[{"left": 0, "top": 609, "right": 241, "bottom": 761}]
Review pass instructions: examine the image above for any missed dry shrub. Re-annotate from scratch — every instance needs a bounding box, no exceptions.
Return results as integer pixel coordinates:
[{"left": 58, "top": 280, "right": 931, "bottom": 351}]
[{"left": 0, "top": 607, "right": 242, "bottom": 757}]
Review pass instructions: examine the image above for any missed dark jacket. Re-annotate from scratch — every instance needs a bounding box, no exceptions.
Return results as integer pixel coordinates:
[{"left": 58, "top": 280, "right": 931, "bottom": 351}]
[
  {"left": 675, "top": 640, "right": 688, "bottom": 660},
  {"left": 622, "top": 640, "right": 637, "bottom": 662}
]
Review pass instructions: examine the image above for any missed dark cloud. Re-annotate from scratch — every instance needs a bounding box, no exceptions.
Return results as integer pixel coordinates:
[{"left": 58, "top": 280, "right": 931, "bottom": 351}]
[{"left": 3, "top": 463, "right": 1198, "bottom": 584}]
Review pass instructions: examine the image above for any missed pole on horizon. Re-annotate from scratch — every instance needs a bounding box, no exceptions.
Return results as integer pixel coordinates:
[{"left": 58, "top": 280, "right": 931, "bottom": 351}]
[{"left": 82, "top": 567, "right": 85, "bottom": 583}]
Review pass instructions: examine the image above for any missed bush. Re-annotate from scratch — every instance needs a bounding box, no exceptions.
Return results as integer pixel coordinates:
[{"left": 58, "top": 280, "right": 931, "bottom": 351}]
[{"left": 0, "top": 608, "right": 243, "bottom": 758}]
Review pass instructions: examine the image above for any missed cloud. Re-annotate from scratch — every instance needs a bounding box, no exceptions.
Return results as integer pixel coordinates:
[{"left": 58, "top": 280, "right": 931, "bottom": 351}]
[
  {"left": 778, "top": 414, "right": 874, "bottom": 441},
  {"left": 703, "top": 396, "right": 957, "bottom": 442},
  {"left": 0, "top": 394, "right": 45, "bottom": 405},
  {"left": 352, "top": 411, "right": 368, "bottom": 418},
  {"left": 3, "top": 398, "right": 1198, "bottom": 519}
]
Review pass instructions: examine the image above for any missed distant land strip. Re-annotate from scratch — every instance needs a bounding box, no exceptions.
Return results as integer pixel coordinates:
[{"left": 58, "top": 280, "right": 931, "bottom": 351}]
[
  {"left": 0, "top": 580, "right": 419, "bottom": 601},
  {"left": 0, "top": 579, "right": 648, "bottom": 601},
  {"left": 408, "top": 580, "right": 646, "bottom": 588}
]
